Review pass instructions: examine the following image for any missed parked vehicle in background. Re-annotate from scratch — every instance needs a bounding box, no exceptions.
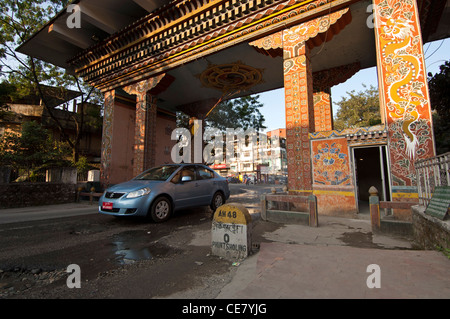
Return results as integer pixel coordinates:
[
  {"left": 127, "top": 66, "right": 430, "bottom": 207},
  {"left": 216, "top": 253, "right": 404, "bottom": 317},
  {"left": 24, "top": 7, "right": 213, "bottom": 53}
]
[
  {"left": 227, "top": 175, "right": 240, "bottom": 183},
  {"left": 246, "top": 174, "right": 257, "bottom": 185},
  {"left": 99, "top": 164, "right": 230, "bottom": 222}
]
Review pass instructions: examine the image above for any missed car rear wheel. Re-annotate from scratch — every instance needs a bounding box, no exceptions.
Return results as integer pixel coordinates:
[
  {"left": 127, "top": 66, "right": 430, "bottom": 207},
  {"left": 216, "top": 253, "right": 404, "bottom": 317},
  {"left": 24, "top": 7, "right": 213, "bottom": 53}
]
[
  {"left": 149, "top": 196, "right": 172, "bottom": 223},
  {"left": 210, "top": 191, "right": 225, "bottom": 211}
]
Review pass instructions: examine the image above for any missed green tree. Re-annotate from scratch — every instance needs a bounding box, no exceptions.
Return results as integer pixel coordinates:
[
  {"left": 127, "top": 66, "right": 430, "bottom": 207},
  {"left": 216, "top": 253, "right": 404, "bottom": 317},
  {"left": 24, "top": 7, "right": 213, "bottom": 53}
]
[
  {"left": 0, "top": 0, "right": 103, "bottom": 163},
  {"left": 15, "top": 121, "right": 53, "bottom": 168},
  {"left": 0, "top": 80, "right": 14, "bottom": 119},
  {"left": 206, "top": 95, "right": 266, "bottom": 131},
  {"left": 428, "top": 60, "right": 450, "bottom": 154},
  {"left": 333, "top": 84, "right": 381, "bottom": 130},
  {"left": 0, "top": 129, "right": 19, "bottom": 165},
  {"left": 177, "top": 95, "right": 267, "bottom": 132},
  {"left": 0, "top": 121, "right": 71, "bottom": 180}
]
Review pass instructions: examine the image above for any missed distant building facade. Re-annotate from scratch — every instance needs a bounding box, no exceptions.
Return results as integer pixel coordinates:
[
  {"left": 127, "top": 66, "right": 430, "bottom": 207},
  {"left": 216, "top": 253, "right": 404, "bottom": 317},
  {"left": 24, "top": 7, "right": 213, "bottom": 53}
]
[{"left": 210, "top": 128, "right": 287, "bottom": 182}]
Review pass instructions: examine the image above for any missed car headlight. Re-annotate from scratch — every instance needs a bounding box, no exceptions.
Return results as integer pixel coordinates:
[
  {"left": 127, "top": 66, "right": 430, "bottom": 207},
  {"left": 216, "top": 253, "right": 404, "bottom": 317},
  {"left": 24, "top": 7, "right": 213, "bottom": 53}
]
[{"left": 126, "top": 187, "right": 151, "bottom": 199}]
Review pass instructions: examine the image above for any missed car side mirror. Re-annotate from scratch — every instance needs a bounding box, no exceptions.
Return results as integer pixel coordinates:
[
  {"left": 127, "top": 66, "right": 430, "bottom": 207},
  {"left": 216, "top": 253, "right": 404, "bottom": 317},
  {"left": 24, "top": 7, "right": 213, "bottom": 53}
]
[{"left": 181, "top": 176, "right": 192, "bottom": 182}]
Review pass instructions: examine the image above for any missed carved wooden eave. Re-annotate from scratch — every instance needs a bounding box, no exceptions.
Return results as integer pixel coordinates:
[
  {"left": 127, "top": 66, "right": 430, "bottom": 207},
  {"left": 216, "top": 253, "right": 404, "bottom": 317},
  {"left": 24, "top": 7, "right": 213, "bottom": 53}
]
[
  {"left": 249, "top": 6, "right": 352, "bottom": 57},
  {"left": 312, "top": 61, "right": 360, "bottom": 92},
  {"left": 417, "top": 0, "right": 448, "bottom": 42},
  {"left": 70, "top": 0, "right": 358, "bottom": 92}
]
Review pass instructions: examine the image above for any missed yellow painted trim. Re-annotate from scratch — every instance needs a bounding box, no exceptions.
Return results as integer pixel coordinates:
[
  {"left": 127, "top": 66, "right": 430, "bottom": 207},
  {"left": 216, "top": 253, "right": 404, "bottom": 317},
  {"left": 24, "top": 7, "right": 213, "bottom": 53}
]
[
  {"left": 90, "top": 0, "right": 318, "bottom": 89},
  {"left": 213, "top": 203, "right": 251, "bottom": 225},
  {"left": 391, "top": 192, "right": 419, "bottom": 199},
  {"left": 313, "top": 189, "right": 354, "bottom": 196},
  {"left": 290, "top": 189, "right": 355, "bottom": 196}
]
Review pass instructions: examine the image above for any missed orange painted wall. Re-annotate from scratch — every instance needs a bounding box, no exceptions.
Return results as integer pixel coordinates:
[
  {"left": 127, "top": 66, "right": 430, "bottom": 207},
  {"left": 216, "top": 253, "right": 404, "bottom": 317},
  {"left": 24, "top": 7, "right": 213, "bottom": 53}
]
[
  {"left": 109, "top": 100, "right": 136, "bottom": 185},
  {"left": 314, "top": 189, "right": 357, "bottom": 217},
  {"left": 154, "top": 111, "right": 177, "bottom": 166},
  {"left": 101, "top": 96, "right": 176, "bottom": 186},
  {"left": 311, "top": 137, "right": 357, "bottom": 216}
]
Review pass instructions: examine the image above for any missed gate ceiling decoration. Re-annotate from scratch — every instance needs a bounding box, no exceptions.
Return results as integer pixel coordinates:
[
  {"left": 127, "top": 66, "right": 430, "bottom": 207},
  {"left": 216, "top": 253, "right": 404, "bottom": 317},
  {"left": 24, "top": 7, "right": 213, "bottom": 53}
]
[{"left": 198, "top": 61, "right": 263, "bottom": 93}]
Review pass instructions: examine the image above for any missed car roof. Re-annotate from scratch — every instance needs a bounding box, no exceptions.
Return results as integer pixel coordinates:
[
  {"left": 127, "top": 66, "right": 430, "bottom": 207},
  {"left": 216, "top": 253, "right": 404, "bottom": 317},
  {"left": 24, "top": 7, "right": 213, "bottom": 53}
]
[{"left": 161, "top": 163, "right": 212, "bottom": 169}]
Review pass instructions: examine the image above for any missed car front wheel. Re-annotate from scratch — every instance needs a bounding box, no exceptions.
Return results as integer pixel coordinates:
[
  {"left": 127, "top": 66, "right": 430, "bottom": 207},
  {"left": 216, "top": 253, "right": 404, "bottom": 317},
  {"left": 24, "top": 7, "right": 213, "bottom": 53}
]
[
  {"left": 210, "top": 191, "right": 225, "bottom": 212},
  {"left": 149, "top": 196, "right": 172, "bottom": 223}
]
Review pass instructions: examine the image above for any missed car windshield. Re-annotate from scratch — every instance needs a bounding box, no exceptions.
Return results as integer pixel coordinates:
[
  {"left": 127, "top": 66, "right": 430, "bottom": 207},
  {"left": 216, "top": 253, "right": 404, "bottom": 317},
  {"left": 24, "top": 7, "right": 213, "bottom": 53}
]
[{"left": 134, "top": 165, "right": 180, "bottom": 181}]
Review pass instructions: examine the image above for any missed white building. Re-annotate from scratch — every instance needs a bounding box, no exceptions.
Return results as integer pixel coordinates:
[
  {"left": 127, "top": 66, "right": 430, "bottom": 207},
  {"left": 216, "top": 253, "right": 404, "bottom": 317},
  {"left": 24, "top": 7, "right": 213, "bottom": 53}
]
[{"left": 209, "top": 128, "right": 287, "bottom": 182}]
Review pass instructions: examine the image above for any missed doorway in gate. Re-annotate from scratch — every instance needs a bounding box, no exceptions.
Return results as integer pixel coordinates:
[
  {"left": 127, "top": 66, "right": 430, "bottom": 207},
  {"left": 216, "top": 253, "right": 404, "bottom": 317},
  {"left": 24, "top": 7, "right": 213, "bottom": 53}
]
[{"left": 352, "top": 145, "right": 391, "bottom": 214}]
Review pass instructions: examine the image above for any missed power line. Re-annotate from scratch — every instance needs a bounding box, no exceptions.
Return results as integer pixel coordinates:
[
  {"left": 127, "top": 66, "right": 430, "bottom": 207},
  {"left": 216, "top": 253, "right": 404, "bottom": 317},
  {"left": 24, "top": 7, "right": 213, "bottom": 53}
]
[
  {"left": 425, "top": 39, "right": 445, "bottom": 60},
  {"left": 424, "top": 42, "right": 431, "bottom": 55},
  {"left": 426, "top": 59, "right": 447, "bottom": 74}
]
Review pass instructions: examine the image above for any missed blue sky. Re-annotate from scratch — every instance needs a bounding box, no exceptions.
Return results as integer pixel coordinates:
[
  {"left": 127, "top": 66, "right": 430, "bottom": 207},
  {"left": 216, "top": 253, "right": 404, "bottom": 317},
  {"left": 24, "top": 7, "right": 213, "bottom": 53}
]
[{"left": 258, "top": 39, "right": 449, "bottom": 132}]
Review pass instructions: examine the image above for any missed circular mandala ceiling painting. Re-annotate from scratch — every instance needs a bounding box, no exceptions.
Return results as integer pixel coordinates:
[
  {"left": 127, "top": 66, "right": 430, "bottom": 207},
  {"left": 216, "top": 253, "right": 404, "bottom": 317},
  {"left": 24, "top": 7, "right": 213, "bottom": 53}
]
[{"left": 199, "top": 61, "right": 263, "bottom": 93}]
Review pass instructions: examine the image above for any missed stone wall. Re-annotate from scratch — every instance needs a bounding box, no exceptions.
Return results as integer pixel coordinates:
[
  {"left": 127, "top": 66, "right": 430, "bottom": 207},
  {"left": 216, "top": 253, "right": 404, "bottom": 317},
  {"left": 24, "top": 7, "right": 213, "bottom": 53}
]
[
  {"left": 412, "top": 205, "right": 450, "bottom": 251},
  {"left": 0, "top": 183, "right": 77, "bottom": 208}
]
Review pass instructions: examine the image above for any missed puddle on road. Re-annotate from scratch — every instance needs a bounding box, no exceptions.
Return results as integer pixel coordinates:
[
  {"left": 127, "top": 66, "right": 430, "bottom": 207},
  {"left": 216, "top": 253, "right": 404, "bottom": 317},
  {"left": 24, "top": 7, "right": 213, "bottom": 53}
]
[
  {"left": 109, "top": 231, "right": 171, "bottom": 265},
  {"left": 112, "top": 241, "right": 153, "bottom": 265},
  {"left": 338, "top": 231, "right": 384, "bottom": 249}
]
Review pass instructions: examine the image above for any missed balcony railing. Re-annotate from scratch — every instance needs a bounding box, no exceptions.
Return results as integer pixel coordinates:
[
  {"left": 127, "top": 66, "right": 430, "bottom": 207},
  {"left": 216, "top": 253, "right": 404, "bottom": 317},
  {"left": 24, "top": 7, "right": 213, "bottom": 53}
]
[{"left": 415, "top": 152, "right": 450, "bottom": 206}]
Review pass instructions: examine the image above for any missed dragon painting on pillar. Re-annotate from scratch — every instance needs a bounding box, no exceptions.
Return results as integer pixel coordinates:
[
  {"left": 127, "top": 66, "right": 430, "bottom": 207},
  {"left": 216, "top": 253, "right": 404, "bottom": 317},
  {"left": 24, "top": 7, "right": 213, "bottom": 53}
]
[{"left": 374, "top": 0, "right": 435, "bottom": 186}]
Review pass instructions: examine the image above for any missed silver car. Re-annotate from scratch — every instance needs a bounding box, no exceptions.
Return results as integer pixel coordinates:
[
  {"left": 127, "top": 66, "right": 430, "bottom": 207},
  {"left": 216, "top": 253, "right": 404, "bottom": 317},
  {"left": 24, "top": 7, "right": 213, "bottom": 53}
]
[{"left": 99, "top": 164, "right": 230, "bottom": 222}]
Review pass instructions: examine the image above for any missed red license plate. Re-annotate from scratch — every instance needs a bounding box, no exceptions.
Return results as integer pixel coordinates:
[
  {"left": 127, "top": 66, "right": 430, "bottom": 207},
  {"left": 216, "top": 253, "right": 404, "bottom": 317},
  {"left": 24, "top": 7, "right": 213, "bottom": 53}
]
[{"left": 102, "top": 202, "right": 113, "bottom": 210}]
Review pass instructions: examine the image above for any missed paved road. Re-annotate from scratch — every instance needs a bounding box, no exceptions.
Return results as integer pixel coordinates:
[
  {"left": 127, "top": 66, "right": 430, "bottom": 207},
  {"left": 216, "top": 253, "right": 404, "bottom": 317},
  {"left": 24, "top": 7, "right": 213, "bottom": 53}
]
[
  {"left": 0, "top": 204, "right": 231, "bottom": 299},
  {"left": 0, "top": 203, "right": 98, "bottom": 224},
  {"left": 0, "top": 183, "right": 278, "bottom": 224}
]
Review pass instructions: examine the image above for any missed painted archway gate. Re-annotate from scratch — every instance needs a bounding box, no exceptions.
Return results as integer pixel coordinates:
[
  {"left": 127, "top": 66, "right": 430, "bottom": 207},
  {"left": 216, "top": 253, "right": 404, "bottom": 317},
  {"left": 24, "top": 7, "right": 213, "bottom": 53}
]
[
  {"left": 90, "top": 0, "right": 436, "bottom": 216},
  {"left": 19, "top": 0, "right": 446, "bottom": 217}
]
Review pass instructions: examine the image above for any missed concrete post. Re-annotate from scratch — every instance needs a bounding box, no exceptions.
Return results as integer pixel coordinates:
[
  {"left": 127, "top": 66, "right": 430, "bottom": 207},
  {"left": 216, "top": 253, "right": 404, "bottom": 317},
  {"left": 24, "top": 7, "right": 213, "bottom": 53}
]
[
  {"left": 260, "top": 195, "right": 267, "bottom": 221},
  {"left": 369, "top": 186, "right": 380, "bottom": 231},
  {"left": 308, "top": 194, "right": 318, "bottom": 227},
  {"left": 211, "top": 203, "right": 252, "bottom": 260}
]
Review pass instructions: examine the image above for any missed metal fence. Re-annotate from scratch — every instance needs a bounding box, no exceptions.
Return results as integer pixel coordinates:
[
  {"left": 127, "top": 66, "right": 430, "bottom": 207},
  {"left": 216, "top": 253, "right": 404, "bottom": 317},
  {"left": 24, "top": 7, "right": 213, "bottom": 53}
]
[
  {"left": 415, "top": 152, "right": 450, "bottom": 206},
  {"left": 8, "top": 167, "right": 46, "bottom": 183},
  {"left": 1, "top": 166, "right": 83, "bottom": 183}
]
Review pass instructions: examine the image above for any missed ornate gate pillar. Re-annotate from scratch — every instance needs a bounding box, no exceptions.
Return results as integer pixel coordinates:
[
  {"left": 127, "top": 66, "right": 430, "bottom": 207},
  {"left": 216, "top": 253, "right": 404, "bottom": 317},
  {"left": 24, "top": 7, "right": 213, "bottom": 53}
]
[
  {"left": 100, "top": 90, "right": 116, "bottom": 188},
  {"left": 283, "top": 39, "right": 315, "bottom": 193},
  {"left": 133, "top": 92, "right": 157, "bottom": 175},
  {"left": 249, "top": 8, "right": 351, "bottom": 192},
  {"left": 313, "top": 90, "right": 333, "bottom": 132},
  {"left": 373, "top": 0, "right": 436, "bottom": 192},
  {"left": 124, "top": 75, "right": 165, "bottom": 177}
]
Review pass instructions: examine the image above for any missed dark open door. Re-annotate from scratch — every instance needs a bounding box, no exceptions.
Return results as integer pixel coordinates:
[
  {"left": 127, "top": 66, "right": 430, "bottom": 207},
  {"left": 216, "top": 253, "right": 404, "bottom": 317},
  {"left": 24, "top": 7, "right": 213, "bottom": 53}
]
[{"left": 352, "top": 145, "right": 391, "bottom": 214}]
